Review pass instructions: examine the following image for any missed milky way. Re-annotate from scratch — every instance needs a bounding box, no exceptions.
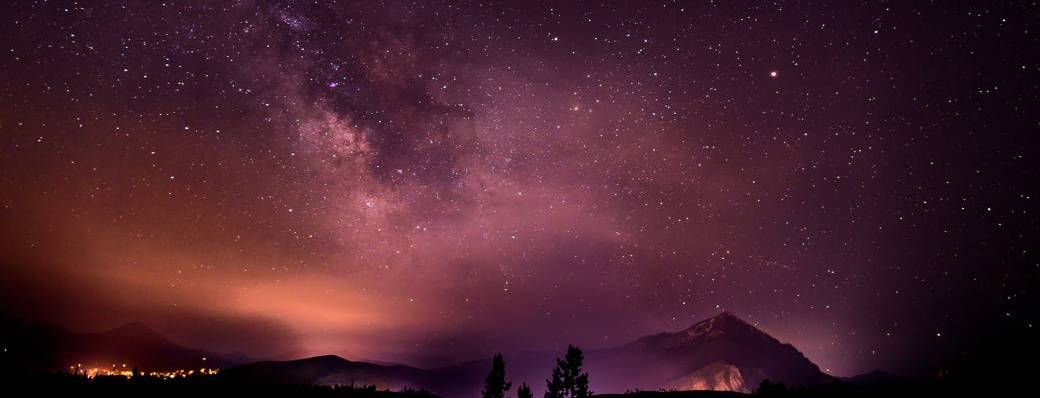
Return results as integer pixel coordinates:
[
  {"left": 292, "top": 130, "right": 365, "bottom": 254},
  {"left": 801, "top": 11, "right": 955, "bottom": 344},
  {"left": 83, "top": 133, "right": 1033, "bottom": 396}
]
[{"left": 1, "top": 1, "right": 1037, "bottom": 377}]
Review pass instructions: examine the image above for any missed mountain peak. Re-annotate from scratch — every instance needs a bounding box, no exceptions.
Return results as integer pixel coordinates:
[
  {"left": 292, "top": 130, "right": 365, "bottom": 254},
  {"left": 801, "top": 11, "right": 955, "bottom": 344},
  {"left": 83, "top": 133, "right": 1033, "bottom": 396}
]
[
  {"left": 303, "top": 354, "right": 351, "bottom": 364},
  {"left": 680, "top": 311, "right": 760, "bottom": 337},
  {"left": 620, "top": 312, "right": 829, "bottom": 393},
  {"left": 630, "top": 312, "right": 778, "bottom": 351},
  {"left": 712, "top": 310, "right": 742, "bottom": 321},
  {"left": 105, "top": 321, "right": 166, "bottom": 341}
]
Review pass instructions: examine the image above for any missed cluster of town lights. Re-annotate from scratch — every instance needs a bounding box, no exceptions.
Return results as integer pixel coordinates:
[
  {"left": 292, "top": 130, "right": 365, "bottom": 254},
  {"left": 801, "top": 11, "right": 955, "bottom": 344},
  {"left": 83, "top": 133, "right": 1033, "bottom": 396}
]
[{"left": 69, "top": 362, "right": 219, "bottom": 379}]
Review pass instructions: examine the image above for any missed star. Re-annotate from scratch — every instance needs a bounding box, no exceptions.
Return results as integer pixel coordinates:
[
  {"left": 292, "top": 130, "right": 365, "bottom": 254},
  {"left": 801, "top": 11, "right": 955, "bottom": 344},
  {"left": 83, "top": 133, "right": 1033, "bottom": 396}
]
[{"left": 0, "top": 0, "right": 1029, "bottom": 381}]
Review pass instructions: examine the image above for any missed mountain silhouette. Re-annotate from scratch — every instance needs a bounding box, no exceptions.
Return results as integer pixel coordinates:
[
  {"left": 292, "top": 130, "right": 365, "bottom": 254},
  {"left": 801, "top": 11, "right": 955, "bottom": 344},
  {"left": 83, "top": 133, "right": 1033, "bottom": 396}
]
[
  {"left": 0, "top": 316, "right": 240, "bottom": 371},
  {"left": 3, "top": 313, "right": 833, "bottom": 395},
  {"left": 586, "top": 311, "right": 832, "bottom": 393},
  {"left": 222, "top": 312, "right": 832, "bottom": 396},
  {"left": 64, "top": 321, "right": 239, "bottom": 370}
]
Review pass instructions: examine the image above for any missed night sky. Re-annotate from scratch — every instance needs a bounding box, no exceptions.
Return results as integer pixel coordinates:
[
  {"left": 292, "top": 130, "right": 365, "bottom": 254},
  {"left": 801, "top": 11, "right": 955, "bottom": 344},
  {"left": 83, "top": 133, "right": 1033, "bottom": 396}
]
[{"left": 1, "top": 0, "right": 1037, "bottom": 378}]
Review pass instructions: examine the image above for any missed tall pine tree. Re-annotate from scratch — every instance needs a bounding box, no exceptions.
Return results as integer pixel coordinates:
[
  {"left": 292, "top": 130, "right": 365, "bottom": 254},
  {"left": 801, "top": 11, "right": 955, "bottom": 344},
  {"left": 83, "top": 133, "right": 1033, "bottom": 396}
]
[
  {"left": 482, "top": 353, "right": 512, "bottom": 398},
  {"left": 544, "top": 362, "right": 565, "bottom": 398},
  {"left": 544, "top": 345, "right": 591, "bottom": 398}
]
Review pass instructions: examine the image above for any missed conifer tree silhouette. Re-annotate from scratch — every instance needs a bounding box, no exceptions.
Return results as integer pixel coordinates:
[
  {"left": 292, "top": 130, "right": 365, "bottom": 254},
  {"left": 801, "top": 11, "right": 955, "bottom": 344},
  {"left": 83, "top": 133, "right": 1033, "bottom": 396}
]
[
  {"left": 482, "top": 353, "right": 512, "bottom": 398},
  {"left": 544, "top": 345, "right": 591, "bottom": 398}
]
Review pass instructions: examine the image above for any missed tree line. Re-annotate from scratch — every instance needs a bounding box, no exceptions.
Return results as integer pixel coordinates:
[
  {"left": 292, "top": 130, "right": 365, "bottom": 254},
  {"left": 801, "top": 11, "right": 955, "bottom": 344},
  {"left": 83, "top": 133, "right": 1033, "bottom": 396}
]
[{"left": 481, "top": 345, "right": 590, "bottom": 398}]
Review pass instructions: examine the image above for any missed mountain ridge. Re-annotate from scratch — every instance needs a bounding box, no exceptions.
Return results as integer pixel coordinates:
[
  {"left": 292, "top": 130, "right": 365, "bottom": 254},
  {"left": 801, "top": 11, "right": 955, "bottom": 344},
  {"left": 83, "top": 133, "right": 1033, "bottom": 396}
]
[
  {"left": 3, "top": 312, "right": 839, "bottom": 396},
  {"left": 221, "top": 312, "right": 833, "bottom": 396},
  {"left": 0, "top": 317, "right": 243, "bottom": 371}
]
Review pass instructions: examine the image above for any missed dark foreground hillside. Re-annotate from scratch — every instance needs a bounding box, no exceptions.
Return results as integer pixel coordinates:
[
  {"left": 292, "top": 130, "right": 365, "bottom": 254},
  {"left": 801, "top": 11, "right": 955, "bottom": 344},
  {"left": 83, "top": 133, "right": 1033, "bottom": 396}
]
[
  {"left": 0, "top": 369, "right": 1030, "bottom": 398},
  {"left": 594, "top": 391, "right": 746, "bottom": 398},
  {"left": 0, "top": 371, "right": 439, "bottom": 398}
]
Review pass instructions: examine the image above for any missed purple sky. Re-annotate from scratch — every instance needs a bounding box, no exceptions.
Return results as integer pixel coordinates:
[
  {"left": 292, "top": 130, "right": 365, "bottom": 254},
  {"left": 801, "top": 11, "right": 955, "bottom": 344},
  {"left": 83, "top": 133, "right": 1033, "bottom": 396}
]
[{"left": 1, "top": 0, "right": 1036, "bottom": 377}]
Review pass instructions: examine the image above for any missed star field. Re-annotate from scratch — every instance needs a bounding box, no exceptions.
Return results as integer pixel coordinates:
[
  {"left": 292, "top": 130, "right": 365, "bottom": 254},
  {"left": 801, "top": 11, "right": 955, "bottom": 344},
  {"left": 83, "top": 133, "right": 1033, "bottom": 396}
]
[{"left": 1, "top": 0, "right": 1037, "bottom": 377}]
